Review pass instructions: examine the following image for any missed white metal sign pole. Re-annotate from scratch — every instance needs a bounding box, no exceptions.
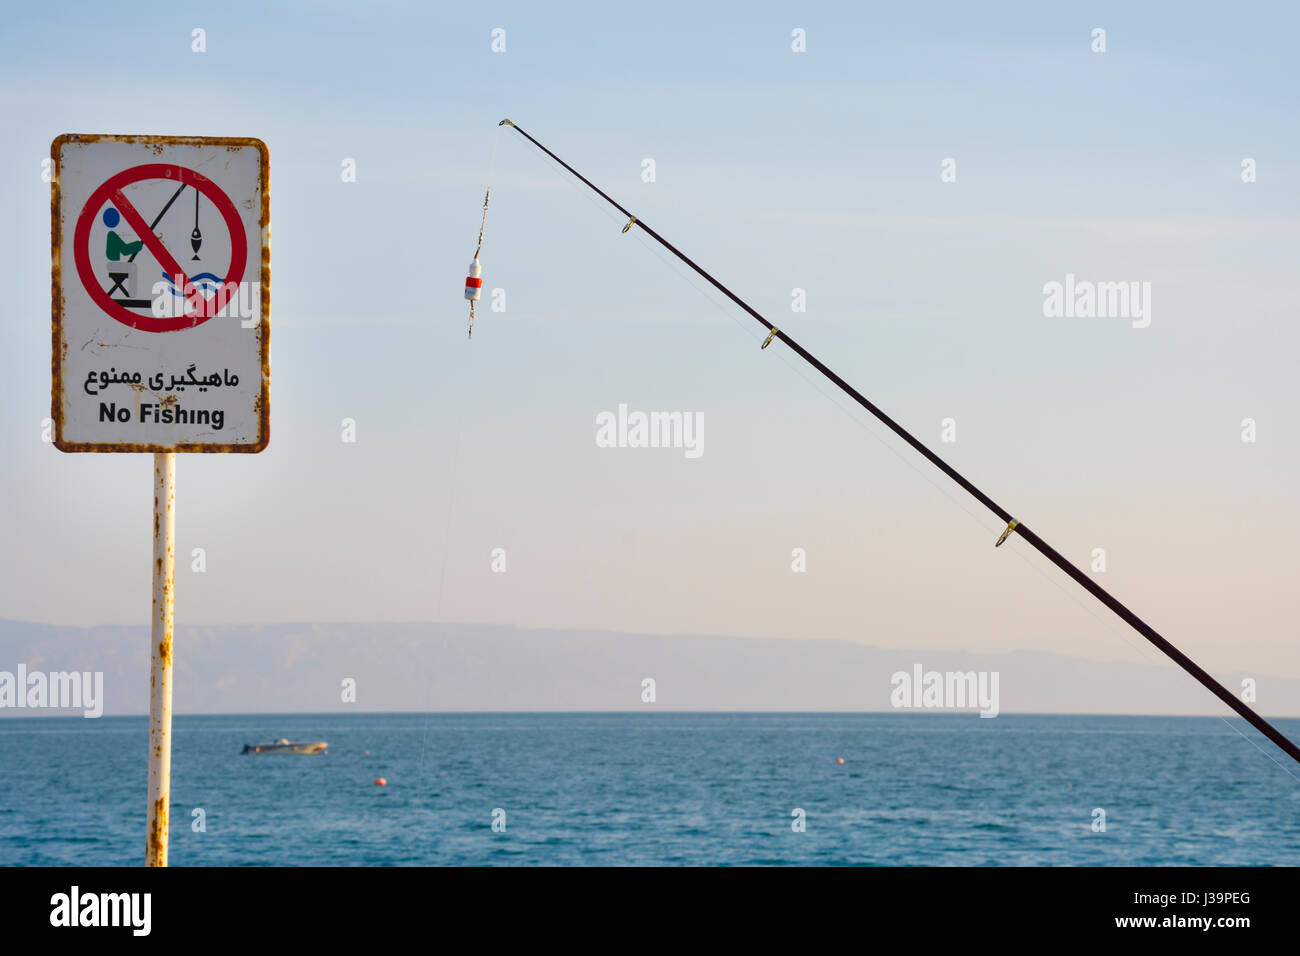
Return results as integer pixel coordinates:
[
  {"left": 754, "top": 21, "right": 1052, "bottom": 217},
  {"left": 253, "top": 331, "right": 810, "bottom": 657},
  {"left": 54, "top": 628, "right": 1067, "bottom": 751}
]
[{"left": 146, "top": 452, "right": 176, "bottom": 867}]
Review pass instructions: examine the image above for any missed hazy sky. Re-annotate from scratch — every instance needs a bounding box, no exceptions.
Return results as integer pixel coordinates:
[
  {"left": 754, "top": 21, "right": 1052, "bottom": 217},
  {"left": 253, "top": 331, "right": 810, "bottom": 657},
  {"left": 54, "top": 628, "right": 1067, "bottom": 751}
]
[{"left": 2, "top": 2, "right": 1297, "bottom": 685}]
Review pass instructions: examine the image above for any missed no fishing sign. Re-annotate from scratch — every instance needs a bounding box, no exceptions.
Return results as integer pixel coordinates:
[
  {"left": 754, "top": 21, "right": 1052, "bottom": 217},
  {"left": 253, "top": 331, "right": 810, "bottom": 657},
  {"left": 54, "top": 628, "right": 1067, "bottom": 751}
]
[{"left": 51, "top": 134, "right": 270, "bottom": 452}]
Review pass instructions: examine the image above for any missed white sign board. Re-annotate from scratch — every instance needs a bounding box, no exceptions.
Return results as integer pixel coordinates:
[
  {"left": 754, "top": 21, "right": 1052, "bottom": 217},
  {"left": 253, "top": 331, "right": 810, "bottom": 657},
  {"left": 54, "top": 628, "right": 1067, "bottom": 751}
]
[{"left": 52, "top": 135, "right": 269, "bottom": 452}]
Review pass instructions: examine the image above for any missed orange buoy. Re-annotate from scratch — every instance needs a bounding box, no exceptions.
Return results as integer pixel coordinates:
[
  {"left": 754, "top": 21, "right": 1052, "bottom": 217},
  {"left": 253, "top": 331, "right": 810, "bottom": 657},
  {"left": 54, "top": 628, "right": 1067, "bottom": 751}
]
[
  {"left": 835, "top": 757, "right": 845, "bottom": 764},
  {"left": 374, "top": 777, "right": 387, "bottom": 786}
]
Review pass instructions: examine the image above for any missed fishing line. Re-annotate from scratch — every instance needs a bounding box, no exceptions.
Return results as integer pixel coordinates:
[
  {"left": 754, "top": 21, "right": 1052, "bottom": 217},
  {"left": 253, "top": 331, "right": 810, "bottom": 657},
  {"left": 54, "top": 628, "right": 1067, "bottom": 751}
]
[
  {"left": 494, "top": 118, "right": 1300, "bottom": 768},
  {"left": 415, "top": 346, "right": 476, "bottom": 809},
  {"left": 419, "top": 133, "right": 501, "bottom": 797},
  {"left": 465, "top": 131, "right": 502, "bottom": 340}
]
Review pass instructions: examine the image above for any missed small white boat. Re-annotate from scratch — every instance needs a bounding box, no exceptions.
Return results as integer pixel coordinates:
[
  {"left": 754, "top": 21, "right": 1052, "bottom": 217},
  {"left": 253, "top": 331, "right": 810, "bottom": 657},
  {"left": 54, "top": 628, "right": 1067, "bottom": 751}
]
[{"left": 242, "top": 737, "right": 328, "bottom": 755}]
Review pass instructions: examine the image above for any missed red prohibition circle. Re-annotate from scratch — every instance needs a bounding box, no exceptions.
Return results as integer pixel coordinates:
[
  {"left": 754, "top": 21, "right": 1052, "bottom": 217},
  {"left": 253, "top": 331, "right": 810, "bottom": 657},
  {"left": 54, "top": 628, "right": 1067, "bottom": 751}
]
[{"left": 73, "top": 163, "right": 248, "bottom": 333}]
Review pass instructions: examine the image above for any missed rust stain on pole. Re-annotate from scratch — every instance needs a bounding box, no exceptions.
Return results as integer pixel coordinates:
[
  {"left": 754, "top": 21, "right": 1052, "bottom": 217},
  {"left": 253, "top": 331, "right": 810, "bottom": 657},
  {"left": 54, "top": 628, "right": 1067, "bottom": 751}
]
[{"left": 146, "top": 452, "right": 176, "bottom": 866}]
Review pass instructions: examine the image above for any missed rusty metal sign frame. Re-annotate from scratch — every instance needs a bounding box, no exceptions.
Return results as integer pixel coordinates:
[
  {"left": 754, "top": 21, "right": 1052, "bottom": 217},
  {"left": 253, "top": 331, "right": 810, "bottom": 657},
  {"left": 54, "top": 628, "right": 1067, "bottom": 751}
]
[{"left": 51, "top": 133, "right": 271, "bottom": 453}]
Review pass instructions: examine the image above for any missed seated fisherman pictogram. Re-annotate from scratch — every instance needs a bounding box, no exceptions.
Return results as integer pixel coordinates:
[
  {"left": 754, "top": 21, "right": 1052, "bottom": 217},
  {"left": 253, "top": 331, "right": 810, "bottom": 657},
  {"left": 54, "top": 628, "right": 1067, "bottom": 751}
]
[{"left": 102, "top": 206, "right": 146, "bottom": 304}]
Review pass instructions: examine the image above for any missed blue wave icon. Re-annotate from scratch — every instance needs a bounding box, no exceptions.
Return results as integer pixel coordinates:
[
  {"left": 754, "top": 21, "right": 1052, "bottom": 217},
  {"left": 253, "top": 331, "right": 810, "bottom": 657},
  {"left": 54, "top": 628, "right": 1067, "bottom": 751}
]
[{"left": 160, "top": 272, "right": 225, "bottom": 298}]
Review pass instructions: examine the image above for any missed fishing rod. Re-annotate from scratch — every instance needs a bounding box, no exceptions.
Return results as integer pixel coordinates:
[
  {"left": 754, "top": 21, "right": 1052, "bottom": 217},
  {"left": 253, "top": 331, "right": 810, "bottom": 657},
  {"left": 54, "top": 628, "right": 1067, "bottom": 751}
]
[{"left": 496, "top": 118, "right": 1300, "bottom": 767}]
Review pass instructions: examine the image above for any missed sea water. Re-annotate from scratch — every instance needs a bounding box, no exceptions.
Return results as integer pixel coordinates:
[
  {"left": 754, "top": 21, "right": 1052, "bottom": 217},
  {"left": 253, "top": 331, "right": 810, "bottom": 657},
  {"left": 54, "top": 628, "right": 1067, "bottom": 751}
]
[{"left": 1, "top": 713, "right": 1297, "bottom": 866}]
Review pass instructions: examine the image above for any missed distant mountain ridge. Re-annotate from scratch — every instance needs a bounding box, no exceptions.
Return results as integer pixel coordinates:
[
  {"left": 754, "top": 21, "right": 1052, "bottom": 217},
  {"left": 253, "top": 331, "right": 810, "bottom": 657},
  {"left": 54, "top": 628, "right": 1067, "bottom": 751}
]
[{"left": 1, "top": 619, "right": 1296, "bottom": 717}]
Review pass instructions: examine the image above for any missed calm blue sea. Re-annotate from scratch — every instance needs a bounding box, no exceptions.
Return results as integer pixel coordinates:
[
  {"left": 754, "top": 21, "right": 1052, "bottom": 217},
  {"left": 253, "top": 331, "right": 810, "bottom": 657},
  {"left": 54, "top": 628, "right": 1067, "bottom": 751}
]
[{"left": 2, "top": 713, "right": 1298, "bottom": 866}]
